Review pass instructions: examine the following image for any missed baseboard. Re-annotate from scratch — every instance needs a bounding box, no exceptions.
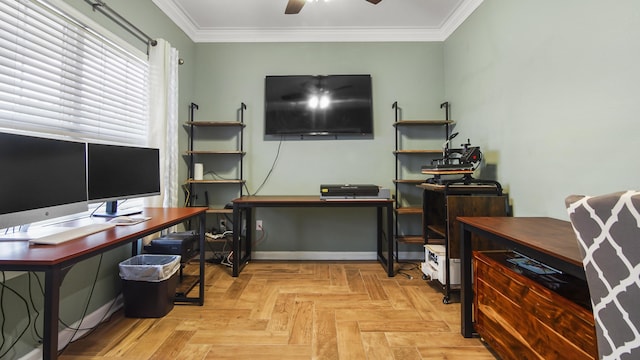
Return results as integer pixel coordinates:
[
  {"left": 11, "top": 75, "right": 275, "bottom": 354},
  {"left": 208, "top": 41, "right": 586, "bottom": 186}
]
[
  {"left": 252, "top": 251, "right": 376, "bottom": 261},
  {"left": 251, "top": 251, "right": 424, "bottom": 261},
  {"left": 20, "top": 295, "right": 124, "bottom": 360}
]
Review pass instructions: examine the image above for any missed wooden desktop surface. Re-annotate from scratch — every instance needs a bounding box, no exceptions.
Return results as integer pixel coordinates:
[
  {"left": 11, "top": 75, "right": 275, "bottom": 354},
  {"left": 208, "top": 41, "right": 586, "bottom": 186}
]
[
  {"left": 456, "top": 216, "right": 582, "bottom": 267},
  {"left": 0, "top": 207, "right": 207, "bottom": 267},
  {"left": 233, "top": 195, "right": 393, "bottom": 205}
]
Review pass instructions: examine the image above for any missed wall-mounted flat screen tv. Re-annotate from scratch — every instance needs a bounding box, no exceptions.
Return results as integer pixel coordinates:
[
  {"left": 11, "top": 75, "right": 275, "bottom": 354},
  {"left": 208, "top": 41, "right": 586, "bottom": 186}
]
[{"left": 265, "top": 74, "right": 373, "bottom": 137}]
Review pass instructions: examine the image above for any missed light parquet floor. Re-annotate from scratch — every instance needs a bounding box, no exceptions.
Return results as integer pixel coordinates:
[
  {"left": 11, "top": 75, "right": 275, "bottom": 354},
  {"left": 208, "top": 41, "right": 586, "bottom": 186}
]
[{"left": 59, "top": 261, "right": 495, "bottom": 360}]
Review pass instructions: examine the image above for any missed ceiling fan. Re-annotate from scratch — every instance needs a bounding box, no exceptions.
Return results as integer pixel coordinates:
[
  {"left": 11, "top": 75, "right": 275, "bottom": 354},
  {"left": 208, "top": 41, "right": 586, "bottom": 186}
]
[{"left": 285, "top": 0, "right": 382, "bottom": 15}]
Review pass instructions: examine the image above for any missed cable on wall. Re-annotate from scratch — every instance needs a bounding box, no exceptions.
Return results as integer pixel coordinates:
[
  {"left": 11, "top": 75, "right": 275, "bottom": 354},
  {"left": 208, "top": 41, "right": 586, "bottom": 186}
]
[{"left": 84, "top": 0, "right": 157, "bottom": 49}]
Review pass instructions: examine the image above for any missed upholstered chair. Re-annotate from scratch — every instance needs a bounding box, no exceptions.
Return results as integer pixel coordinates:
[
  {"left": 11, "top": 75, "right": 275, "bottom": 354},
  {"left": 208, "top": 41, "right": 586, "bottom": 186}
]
[{"left": 566, "top": 190, "right": 640, "bottom": 360}]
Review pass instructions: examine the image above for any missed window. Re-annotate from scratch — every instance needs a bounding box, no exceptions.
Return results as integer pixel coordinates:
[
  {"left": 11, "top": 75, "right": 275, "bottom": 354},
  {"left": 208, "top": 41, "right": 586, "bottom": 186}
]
[
  {"left": 0, "top": 0, "right": 150, "bottom": 224},
  {"left": 0, "top": 0, "right": 149, "bottom": 145}
]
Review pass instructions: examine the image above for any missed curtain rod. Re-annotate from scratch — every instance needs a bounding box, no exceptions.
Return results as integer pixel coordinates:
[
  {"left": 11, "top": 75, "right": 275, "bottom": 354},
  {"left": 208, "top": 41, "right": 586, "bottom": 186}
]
[{"left": 84, "top": 0, "right": 157, "bottom": 48}]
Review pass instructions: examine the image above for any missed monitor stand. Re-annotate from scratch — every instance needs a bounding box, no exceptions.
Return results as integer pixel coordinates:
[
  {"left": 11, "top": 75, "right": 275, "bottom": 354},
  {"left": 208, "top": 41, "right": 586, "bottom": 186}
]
[{"left": 93, "top": 201, "right": 142, "bottom": 218}]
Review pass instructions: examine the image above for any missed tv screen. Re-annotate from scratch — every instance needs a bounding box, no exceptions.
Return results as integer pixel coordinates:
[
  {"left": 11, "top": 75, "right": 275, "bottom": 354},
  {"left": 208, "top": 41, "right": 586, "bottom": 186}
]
[
  {"left": 265, "top": 74, "right": 373, "bottom": 136},
  {"left": 0, "top": 132, "right": 88, "bottom": 229},
  {"left": 87, "top": 143, "right": 160, "bottom": 215}
]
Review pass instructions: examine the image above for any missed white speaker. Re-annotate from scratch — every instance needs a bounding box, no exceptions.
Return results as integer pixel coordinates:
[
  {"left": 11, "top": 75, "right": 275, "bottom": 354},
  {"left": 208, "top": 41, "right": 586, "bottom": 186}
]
[{"left": 193, "top": 163, "right": 203, "bottom": 180}]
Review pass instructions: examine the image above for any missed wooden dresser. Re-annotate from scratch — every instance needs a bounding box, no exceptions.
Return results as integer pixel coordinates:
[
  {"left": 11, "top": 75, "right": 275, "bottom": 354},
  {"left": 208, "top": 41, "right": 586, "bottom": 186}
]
[{"left": 473, "top": 250, "right": 597, "bottom": 359}]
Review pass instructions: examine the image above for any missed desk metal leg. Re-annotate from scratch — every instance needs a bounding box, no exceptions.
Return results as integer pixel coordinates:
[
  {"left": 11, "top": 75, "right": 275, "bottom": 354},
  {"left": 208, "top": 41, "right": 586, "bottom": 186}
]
[
  {"left": 198, "top": 212, "right": 206, "bottom": 304},
  {"left": 460, "top": 223, "right": 474, "bottom": 338},
  {"left": 232, "top": 204, "right": 241, "bottom": 277},
  {"left": 231, "top": 205, "right": 253, "bottom": 277},
  {"left": 386, "top": 204, "right": 394, "bottom": 277},
  {"left": 43, "top": 268, "right": 61, "bottom": 360},
  {"left": 376, "top": 204, "right": 394, "bottom": 277},
  {"left": 243, "top": 208, "right": 252, "bottom": 269}
]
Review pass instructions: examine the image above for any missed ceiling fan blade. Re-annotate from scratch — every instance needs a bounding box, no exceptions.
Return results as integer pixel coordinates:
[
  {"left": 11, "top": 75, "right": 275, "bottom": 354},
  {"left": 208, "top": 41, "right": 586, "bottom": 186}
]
[
  {"left": 366, "top": 0, "right": 382, "bottom": 4},
  {"left": 285, "top": 0, "right": 305, "bottom": 14}
]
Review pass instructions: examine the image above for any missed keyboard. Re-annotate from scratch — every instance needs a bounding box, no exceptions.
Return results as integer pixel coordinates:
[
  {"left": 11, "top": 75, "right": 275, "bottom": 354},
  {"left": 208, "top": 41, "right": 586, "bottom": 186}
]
[
  {"left": 108, "top": 216, "right": 151, "bottom": 226},
  {"left": 29, "top": 223, "right": 116, "bottom": 245}
]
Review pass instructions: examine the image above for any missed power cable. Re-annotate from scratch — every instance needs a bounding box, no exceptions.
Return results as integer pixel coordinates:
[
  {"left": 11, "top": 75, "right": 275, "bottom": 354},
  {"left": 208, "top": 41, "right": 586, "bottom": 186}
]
[
  {"left": 27, "top": 273, "right": 43, "bottom": 341},
  {"left": 56, "top": 254, "right": 104, "bottom": 356},
  {"left": 0, "top": 272, "right": 32, "bottom": 359},
  {"left": 250, "top": 136, "right": 284, "bottom": 196}
]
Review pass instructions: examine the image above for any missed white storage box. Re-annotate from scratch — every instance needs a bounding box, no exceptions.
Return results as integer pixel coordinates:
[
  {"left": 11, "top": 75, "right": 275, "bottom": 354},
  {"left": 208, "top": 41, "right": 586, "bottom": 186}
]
[{"left": 421, "top": 244, "right": 461, "bottom": 285}]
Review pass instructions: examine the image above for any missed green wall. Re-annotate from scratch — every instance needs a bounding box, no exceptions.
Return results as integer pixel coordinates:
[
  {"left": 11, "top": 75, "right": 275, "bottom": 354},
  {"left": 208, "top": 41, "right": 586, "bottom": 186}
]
[
  {"left": 190, "top": 42, "right": 445, "bottom": 255},
  {"left": 444, "top": 0, "right": 640, "bottom": 219}
]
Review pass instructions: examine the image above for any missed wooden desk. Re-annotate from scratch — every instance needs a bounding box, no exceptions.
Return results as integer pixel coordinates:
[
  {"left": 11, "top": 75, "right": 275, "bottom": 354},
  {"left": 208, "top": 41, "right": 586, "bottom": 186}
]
[
  {"left": 0, "top": 207, "right": 207, "bottom": 360},
  {"left": 231, "top": 196, "right": 394, "bottom": 277},
  {"left": 458, "top": 216, "right": 585, "bottom": 338}
]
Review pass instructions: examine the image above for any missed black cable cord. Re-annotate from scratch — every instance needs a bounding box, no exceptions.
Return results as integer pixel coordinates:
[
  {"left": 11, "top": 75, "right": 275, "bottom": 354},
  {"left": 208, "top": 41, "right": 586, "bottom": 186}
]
[
  {"left": 0, "top": 272, "right": 5, "bottom": 352},
  {"left": 89, "top": 203, "right": 103, "bottom": 217},
  {"left": 205, "top": 237, "right": 223, "bottom": 262},
  {"left": 27, "top": 272, "right": 43, "bottom": 341},
  {"left": 0, "top": 272, "right": 32, "bottom": 359},
  {"left": 90, "top": 199, "right": 128, "bottom": 217},
  {"left": 383, "top": 229, "right": 418, "bottom": 280},
  {"left": 31, "top": 269, "right": 117, "bottom": 336},
  {"left": 205, "top": 229, "right": 233, "bottom": 264},
  {"left": 396, "top": 261, "right": 419, "bottom": 270},
  {"left": 57, "top": 254, "right": 104, "bottom": 356},
  {"left": 396, "top": 260, "right": 419, "bottom": 280},
  {"left": 59, "top": 299, "right": 119, "bottom": 342},
  {"left": 250, "top": 135, "right": 283, "bottom": 196}
]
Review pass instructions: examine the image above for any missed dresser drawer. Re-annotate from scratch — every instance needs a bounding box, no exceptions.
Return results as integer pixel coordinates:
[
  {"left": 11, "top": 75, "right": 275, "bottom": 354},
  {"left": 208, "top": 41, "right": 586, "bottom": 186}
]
[{"left": 473, "top": 251, "right": 597, "bottom": 360}]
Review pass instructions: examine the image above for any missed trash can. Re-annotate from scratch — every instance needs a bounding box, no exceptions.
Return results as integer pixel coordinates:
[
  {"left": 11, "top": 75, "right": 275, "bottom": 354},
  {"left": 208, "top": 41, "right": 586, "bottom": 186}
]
[{"left": 118, "top": 254, "right": 181, "bottom": 318}]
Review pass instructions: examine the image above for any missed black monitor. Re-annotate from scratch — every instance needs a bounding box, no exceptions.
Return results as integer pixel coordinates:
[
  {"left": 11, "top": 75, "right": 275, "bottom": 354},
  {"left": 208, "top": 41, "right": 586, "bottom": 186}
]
[
  {"left": 265, "top": 74, "right": 374, "bottom": 137},
  {"left": 87, "top": 143, "right": 160, "bottom": 217},
  {"left": 0, "top": 131, "right": 88, "bottom": 229}
]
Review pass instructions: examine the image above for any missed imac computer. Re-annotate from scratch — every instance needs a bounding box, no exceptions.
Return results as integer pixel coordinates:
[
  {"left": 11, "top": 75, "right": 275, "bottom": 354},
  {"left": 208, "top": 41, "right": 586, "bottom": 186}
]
[
  {"left": 0, "top": 131, "right": 88, "bottom": 231},
  {"left": 88, "top": 143, "right": 160, "bottom": 217}
]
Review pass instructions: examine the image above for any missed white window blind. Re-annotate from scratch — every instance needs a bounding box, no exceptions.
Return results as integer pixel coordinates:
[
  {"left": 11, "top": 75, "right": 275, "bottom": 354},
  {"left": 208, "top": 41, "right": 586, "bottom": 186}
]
[{"left": 0, "top": 0, "right": 149, "bottom": 145}]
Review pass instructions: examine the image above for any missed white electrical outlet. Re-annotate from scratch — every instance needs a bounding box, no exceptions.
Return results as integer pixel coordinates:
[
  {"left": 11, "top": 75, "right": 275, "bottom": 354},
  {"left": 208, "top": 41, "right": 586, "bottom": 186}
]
[{"left": 256, "top": 220, "right": 263, "bottom": 230}]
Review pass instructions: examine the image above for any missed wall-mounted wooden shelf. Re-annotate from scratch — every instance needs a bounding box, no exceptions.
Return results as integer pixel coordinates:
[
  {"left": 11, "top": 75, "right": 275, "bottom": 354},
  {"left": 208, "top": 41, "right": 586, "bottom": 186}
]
[
  {"left": 392, "top": 101, "right": 454, "bottom": 258},
  {"left": 185, "top": 121, "right": 246, "bottom": 127},
  {"left": 185, "top": 150, "right": 246, "bottom": 155},
  {"left": 393, "top": 120, "right": 455, "bottom": 126},
  {"left": 187, "top": 179, "right": 245, "bottom": 185},
  {"left": 184, "top": 102, "right": 247, "bottom": 213},
  {"left": 394, "top": 149, "right": 442, "bottom": 155}
]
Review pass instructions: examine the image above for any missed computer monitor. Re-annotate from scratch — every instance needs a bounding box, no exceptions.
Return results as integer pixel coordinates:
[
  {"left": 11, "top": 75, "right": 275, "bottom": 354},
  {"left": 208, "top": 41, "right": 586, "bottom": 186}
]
[
  {"left": 87, "top": 143, "right": 160, "bottom": 217},
  {"left": 0, "top": 131, "right": 88, "bottom": 230}
]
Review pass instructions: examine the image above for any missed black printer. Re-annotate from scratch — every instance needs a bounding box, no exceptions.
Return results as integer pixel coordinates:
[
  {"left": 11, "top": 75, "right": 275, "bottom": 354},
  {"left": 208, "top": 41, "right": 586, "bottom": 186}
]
[{"left": 143, "top": 231, "right": 199, "bottom": 262}]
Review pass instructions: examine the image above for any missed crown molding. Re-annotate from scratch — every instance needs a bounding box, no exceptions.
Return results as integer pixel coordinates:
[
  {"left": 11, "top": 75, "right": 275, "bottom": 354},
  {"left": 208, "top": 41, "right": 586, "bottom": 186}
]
[
  {"left": 440, "top": 0, "right": 483, "bottom": 39},
  {"left": 153, "top": 0, "right": 200, "bottom": 40},
  {"left": 191, "top": 27, "right": 448, "bottom": 43},
  {"left": 153, "top": 0, "right": 483, "bottom": 43}
]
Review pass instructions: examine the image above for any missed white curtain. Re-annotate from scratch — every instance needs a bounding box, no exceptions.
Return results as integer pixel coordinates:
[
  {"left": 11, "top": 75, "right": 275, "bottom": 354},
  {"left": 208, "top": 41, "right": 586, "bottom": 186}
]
[{"left": 146, "top": 39, "right": 179, "bottom": 208}]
